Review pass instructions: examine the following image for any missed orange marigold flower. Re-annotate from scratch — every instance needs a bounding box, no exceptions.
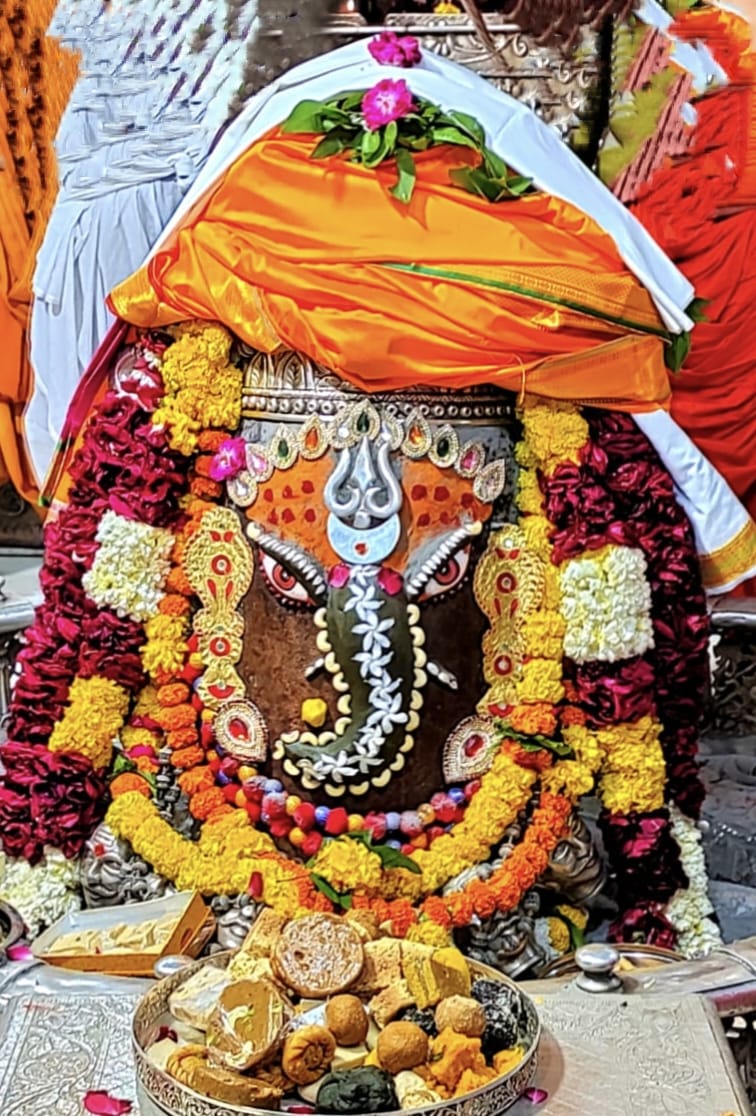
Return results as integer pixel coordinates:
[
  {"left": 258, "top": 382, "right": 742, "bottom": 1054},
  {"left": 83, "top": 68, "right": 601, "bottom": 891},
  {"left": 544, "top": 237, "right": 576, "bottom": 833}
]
[
  {"left": 189, "top": 786, "right": 227, "bottom": 821},
  {"left": 178, "top": 766, "right": 216, "bottom": 795},
  {"left": 171, "top": 745, "right": 205, "bottom": 769},
  {"left": 421, "top": 896, "right": 453, "bottom": 930},
  {"left": 467, "top": 880, "right": 498, "bottom": 920},
  {"left": 133, "top": 755, "right": 159, "bottom": 774},
  {"left": 560, "top": 706, "right": 587, "bottom": 727},
  {"left": 508, "top": 702, "right": 557, "bottom": 737},
  {"left": 159, "top": 594, "right": 191, "bottom": 617},
  {"left": 167, "top": 567, "right": 193, "bottom": 596},
  {"left": 194, "top": 455, "right": 215, "bottom": 479},
  {"left": 157, "top": 703, "right": 197, "bottom": 731},
  {"left": 152, "top": 668, "right": 175, "bottom": 689},
  {"left": 167, "top": 727, "right": 200, "bottom": 750},
  {"left": 157, "top": 682, "right": 191, "bottom": 707},
  {"left": 198, "top": 430, "right": 229, "bottom": 452},
  {"left": 111, "top": 773, "right": 152, "bottom": 798},
  {"left": 190, "top": 476, "right": 223, "bottom": 500}
]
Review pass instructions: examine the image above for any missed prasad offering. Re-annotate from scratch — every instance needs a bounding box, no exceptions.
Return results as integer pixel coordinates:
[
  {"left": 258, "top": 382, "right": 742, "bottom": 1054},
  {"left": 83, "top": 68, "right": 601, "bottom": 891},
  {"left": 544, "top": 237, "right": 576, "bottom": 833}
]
[
  {"left": 135, "top": 911, "right": 541, "bottom": 1115},
  {"left": 34, "top": 892, "right": 208, "bottom": 976}
]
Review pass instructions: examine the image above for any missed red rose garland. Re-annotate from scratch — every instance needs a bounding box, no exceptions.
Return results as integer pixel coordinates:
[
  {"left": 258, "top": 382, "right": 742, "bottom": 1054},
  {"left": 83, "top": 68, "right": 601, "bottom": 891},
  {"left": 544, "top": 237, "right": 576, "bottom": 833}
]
[
  {"left": 0, "top": 337, "right": 189, "bottom": 863},
  {"left": 541, "top": 408, "right": 710, "bottom": 946}
]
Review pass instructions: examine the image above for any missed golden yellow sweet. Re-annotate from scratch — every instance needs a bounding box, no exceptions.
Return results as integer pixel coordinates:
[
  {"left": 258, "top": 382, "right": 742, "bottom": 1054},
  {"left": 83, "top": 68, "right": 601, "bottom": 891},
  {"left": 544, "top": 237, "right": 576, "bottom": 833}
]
[{"left": 376, "top": 1021, "right": 429, "bottom": 1075}]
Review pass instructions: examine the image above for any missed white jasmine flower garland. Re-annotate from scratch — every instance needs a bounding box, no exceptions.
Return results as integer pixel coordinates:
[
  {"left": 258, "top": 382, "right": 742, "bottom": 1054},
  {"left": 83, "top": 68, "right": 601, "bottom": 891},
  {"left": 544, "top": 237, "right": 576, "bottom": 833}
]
[
  {"left": 82, "top": 510, "right": 174, "bottom": 623},
  {"left": 0, "top": 848, "right": 82, "bottom": 938},
  {"left": 666, "top": 805, "right": 722, "bottom": 959},
  {"left": 560, "top": 545, "right": 654, "bottom": 663}
]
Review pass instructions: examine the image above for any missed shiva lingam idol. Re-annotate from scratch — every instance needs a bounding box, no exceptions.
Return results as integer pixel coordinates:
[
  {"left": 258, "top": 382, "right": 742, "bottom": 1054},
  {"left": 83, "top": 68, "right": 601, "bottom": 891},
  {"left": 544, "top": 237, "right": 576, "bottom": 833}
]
[{"left": 204, "top": 344, "right": 518, "bottom": 814}]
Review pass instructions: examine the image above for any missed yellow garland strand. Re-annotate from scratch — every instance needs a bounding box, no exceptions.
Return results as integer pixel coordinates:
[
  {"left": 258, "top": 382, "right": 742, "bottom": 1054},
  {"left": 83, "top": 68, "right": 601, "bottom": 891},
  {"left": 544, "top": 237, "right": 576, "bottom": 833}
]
[
  {"left": 106, "top": 793, "right": 319, "bottom": 918},
  {"left": 48, "top": 676, "right": 130, "bottom": 769},
  {"left": 152, "top": 323, "right": 242, "bottom": 455}
]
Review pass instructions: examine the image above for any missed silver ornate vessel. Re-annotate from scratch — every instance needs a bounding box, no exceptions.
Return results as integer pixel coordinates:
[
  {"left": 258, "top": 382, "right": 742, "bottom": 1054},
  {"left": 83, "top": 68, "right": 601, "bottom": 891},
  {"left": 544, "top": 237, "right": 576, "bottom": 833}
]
[{"left": 133, "top": 952, "right": 541, "bottom": 1116}]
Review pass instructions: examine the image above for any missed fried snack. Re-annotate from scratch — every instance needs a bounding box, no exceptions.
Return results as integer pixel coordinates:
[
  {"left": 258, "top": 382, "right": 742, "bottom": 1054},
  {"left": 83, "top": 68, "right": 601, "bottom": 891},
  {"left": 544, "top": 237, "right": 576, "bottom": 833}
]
[
  {"left": 325, "top": 995, "right": 369, "bottom": 1047},
  {"left": 206, "top": 978, "right": 290, "bottom": 1072},
  {"left": 282, "top": 1024, "right": 337, "bottom": 1085},
  {"left": 368, "top": 979, "right": 415, "bottom": 1028},
  {"left": 272, "top": 914, "right": 364, "bottom": 997},
  {"left": 226, "top": 953, "right": 277, "bottom": 983},
  {"left": 166, "top": 1044, "right": 281, "bottom": 1109},
  {"left": 169, "top": 965, "right": 231, "bottom": 1032},
  {"left": 376, "top": 1021, "right": 429, "bottom": 1075},
  {"left": 394, "top": 1070, "right": 443, "bottom": 1109},
  {"left": 435, "top": 995, "right": 487, "bottom": 1038},
  {"left": 237, "top": 909, "right": 289, "bottom": 959},
  {"left": 352, "top": 939, "right": 403, "bottom": 995}
]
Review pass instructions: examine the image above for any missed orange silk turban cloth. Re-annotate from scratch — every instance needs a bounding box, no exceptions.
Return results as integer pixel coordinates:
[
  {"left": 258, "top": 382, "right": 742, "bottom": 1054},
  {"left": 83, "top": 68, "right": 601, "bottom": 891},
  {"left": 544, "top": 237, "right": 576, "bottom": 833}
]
[{"left": 110, "top": 131, "right": 677, "bottom": 413}]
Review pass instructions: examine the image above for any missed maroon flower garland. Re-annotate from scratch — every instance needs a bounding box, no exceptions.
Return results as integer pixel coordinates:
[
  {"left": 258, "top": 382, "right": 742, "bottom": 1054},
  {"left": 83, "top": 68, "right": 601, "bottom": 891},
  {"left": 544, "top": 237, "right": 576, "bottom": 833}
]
[
  {"left": 542, "top": 408, "right": 710, "bottom": 946},
  {"left": 0, "top": 342, "right": 190, "bottom": 864}
]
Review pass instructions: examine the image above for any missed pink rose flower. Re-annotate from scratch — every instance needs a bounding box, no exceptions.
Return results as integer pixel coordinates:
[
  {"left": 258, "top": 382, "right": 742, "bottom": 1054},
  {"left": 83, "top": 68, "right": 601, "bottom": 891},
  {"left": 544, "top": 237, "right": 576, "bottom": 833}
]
[
  {"left": 368, "top": 30, "right": 422, "bottom": 68},
  {"left": 361, "top": 79, "right": 416, "bottom": 131},
  {"left": 210, "top": 437, "right": 247, "bottom": 481}
]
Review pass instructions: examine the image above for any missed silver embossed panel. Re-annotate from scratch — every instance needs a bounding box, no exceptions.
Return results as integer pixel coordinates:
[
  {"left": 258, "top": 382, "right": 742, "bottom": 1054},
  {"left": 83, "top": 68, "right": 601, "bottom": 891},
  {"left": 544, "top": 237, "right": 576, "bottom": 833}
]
[{"left": 0, "top": 992, "right": 140, "bottom": 1116}]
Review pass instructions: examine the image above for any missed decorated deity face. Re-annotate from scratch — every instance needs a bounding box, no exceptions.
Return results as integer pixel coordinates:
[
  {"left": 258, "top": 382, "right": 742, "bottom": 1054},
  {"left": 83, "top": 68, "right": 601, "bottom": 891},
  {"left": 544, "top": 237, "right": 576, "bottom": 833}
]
[{"left": 191, "top": 394, "right": 516, "bottom": 813}]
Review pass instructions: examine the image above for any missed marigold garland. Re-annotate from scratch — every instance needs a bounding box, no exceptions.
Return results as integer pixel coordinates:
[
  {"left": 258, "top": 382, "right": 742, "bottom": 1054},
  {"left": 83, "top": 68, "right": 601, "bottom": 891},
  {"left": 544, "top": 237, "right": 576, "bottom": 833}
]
[{"left": 48, "top": 676, "right": 130, "bottom": 770}]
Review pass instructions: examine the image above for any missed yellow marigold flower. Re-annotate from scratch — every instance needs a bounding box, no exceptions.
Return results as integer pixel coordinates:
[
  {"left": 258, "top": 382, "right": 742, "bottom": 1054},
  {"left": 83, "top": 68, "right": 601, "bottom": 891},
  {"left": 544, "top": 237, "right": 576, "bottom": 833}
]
[
  {"left": 311, "top": 838, "right": 384, "bottom": 895},
  {"left": 542, "top": 759, "right": 596, "bottom": 801},
  {"left": 541, "top": 566, "right": 561, "bottom": 610},
  {"left": 556, "top": 904, "right": 588, "bottom": 932},
  {"left": 562, "top": 725, "right": 603, "bottom": 773},
  {"left": 120, "top": 727, "right": 159, "bottom": 752},
  {"left": 379, "top": 867, "right": 424, "bottom": 903},
  {"left": 132, "top": 685, "right": 162, "bottom": 720},
  {"left": 521, "top": 610, "right": 565, "bottom": 660},
  {"left": 515, "top": 467, "right": 544, "bottom": 516},
  {"left": 519, "top": 399, "right": 589, "bottom": 475},
  {"left": 547, "top": 916, "right": 571, "bottom": 954},
  {"left": 406, "top": 921, "right": 453, "bottom": 948},
  {"left": 141, "top": 615, "right": 189, "bottom": 678},
  {"left": 597, "top": 716, "right": 666, "bottom": 814},
  {"left": 48, "top": 676, "right": 130, "bottom": 769},
  {"left": 516, "top": 659, "right": 564, "bottom": 704},
  {"left": 520, "top": 515, "right": 552, "bottom": 559}
]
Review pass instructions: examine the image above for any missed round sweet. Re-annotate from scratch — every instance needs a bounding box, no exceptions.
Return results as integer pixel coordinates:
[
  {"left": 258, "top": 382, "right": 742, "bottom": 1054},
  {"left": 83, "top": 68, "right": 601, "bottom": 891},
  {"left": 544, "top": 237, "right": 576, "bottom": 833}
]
[
  {"left": 471, "top": 978, "right": 522, "bottom": 1057},
  {"left": 376, "top": 1021, "right": 429, "bottom": 1075},
  {"left": 316, "top": 1067, "right": 398, "bottom": 1114},
  {"left": 435, "top": 995, "right": 487, "bottom": 1038},
  {"left": 282, "top": 1024, "right": 337, "bottom": 1085},
  {"left": 272, "top": 914, "right": 365, "bottom": 997},
  {"left": 206, "top": 978, "right": 290, "bottom": 1072},
  {"left": 325, "top": 995, "right": 369, "bottom": 1047}
]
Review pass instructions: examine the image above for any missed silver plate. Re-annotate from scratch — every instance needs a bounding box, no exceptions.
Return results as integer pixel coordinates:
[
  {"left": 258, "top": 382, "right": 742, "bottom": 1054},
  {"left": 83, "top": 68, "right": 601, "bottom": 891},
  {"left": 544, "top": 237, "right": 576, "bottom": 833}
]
[{"left": 133, "top": 952, "right": 541, "bottom": 1116}]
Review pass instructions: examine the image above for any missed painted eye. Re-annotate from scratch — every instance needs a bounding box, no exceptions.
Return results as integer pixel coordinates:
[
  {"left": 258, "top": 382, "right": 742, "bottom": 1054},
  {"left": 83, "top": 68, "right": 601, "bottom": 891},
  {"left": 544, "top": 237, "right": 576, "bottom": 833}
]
[
  {"left": 259, "top": 552, "right": 315, "bottom": 607},
  {"left": 420, "top": 546, "right": 472, "bottom": 601}
]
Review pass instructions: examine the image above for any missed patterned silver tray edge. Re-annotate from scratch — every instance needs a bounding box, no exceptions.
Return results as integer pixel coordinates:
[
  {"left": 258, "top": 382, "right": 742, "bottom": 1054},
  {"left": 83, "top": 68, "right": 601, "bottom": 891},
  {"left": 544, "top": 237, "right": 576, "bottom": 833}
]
[{"left": 132, "top": 953, "right": 541, "bottom": 1116}]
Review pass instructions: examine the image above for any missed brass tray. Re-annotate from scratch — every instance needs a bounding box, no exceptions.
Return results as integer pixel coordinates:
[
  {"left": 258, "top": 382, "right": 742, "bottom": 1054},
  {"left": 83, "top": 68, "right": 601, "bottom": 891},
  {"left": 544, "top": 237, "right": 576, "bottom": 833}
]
[{"left": 133, "top": 951, "right": 541, "bottom": 1116}]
